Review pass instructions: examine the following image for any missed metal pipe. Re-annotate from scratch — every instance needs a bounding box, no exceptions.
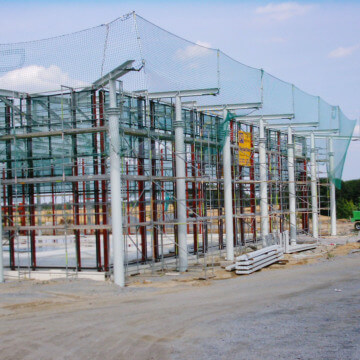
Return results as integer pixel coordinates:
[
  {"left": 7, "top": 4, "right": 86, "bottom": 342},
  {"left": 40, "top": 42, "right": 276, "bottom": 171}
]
[
  {"left": 287, "top": 126, "right": 297, "bottom": 245},
  {"left": 99, "top": 90, "right": 109, "bottom": 271},
  {"left": 175, "top": 95, "right": 188, "bottom": 272},
  {"left": 329, "top": 137, "right": 337, "bottom": 236},
  {"left": 0, "top": 178, "right": 4, "bottom": 283},
  {"left": 259, "top": 118, "right": 269, "bottom": 245},
  {"left": 108, "top": 79, "right": 125, "bottom": 287},
  {"left": 310, "top": 133, "right": 318, "bottom": 238},
  {"left": 223, "top": 109, "right": 234, "bottom": 261}
]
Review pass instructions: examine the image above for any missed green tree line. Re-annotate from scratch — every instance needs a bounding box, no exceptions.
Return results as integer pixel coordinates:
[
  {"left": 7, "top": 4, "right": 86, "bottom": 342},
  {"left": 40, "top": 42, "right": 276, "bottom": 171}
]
[{"left": 319, "top": 178, "right": 360, "bottom": 219}]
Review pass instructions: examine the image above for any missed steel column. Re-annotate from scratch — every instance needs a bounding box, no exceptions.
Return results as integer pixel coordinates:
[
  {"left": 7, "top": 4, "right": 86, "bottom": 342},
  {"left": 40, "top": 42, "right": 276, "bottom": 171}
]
[
  {"left": 108, "top": 79, "right": 125, "bottom": 287},
  {"left": 223, "top": 109, "right": 234, "bottom": 261},
  {"left": 175, "top": 95, "right": 188, "bottom": 272},
  {"left": 310, "top": 133, "right": 319, "bottom": 238},
  {"left": 70, "top": 91, "right": 81, "bottom": 271},
  {"left": 329, "top": 137, "right": 337, "bottom": 236},
  {"left": 91, "top": 90, "right": 102, "bottom": 271},
  {"left": 137, "top": 98, "right": 147, "bottom": 262},
  {"left": 259, "top": 118, "right": 269, "bottom": 244},
  {"left": 287, "top": 126, "right": 297, "bottom": 245},
  {"left": 99, "top": 91, "right": 109, "bottom": 270}
]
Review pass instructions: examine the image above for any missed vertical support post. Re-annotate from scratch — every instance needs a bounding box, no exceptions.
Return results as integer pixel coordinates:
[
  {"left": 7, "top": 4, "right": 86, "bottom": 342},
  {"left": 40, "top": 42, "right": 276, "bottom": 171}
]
[
  {"left": 250, "top": 126, "right": 256, "bottom": 241},
  {"left": 137, "top": 98, "right": 147, "bottom": 262},
  {"left": 5, "top": 104, "right": 14, "bottom": 270},
  {"left": 175, "top": 95, "right": 188, "bottom": 272},
  {"left": 150, "top": 100, "right": 159, "bottom": 260},
  {"left": 47, "top": 96, "right": 56, "bottom": 236},
  {"left": 0, "top": 178, "right": 4, "bottom": 283},
  {"left": 301, "top": 159, "right": 309, "bottom": 232},
  {"left": 82, "top": 159, "right": 87, "bottom": 235},
  {"left": 108, "top": 79, "right": 125, "bottom": 287},
  {"left": 259, "top": 118, "right": 269, "bottom": 245},
  {"left": 216, "top": 152, "right": 223, "bottom": 249},
  {"left": 239, "top": 166, "right": 245, "bottom": 246},
  {"left": 160, "top": 149, "right": 166, "bottom": 234},
  {"left": 191, "top": 111, "right": 198, "bottom": 253},
  {"left": 230, "top": 120, "right": 237, "bottom": 247},
  {"left": 310, "top": 133, "right": 318, "bottom": 238},
  {"left": 91, "top": 90, "right": 102, "bottom": 271},
  {"left": 70, "top": 91, "right": 81, "bottom": 271},
  {"left": 26, "top": 97, "right": 36, "bottom": 270},
  {"left": 223, "top": 109, "right": 234, "bottom": 261},
  {"left": 287, "top": 126, "right": 297, "bottom": 245},
  {"left": 329, "top": 137, "right": 336, "bottom": 236},
  {"left": 99, "top": 91, "right": 109, "bottom": 270},
  {"left": 277, "top": 132, "right": 283, "bottom": 233}
]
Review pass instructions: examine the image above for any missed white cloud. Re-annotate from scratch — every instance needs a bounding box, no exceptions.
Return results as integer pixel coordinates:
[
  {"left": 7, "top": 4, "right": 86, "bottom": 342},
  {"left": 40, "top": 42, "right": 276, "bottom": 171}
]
[
  {"left": 0, "top": 65, "right": 88, "bottom": 93},
  {"left": 175, "top": 41, "right": 213, "bottom": 61},
  {"left": 328, "top": 45, "right": 359, "bottom": 58},
  {"left": 255, "top": 2, "right": 312, "bottom": 21}
]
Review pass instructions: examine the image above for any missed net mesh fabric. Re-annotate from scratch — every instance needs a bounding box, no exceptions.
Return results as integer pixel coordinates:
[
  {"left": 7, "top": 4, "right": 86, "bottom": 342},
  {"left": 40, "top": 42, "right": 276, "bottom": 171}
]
[{"left": 0, "top": 11, "right": 355, "bottom": 185}]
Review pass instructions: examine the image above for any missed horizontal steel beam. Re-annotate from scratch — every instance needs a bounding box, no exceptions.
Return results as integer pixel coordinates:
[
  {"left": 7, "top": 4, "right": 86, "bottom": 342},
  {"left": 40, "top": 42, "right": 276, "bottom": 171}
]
[
  {"left": 235, "top": 113, "right": 294, "bottom": 121},
  {"left": 92, "top": 60, "right": 136, "bottom": 88},
  {"left": 136, "top": 88, "right": 219, "bottom": 99},
  {"left": 197, "top": 103, "right": 262, "bottom": 111},
  {"left": 0, "top": 89, "right": 27, "bottom": 98},
  {"left": 0, "top": 126, "right": 108, "bottom": 140},
  {"left": 267, "top": 121, "right": 319, "bottom": 128}
]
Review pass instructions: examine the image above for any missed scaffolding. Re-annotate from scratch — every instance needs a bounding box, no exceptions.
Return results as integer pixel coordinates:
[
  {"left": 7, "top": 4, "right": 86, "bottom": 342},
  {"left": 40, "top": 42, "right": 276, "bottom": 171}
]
[
  {"left": 0, "top": 86, "right": 323, "bottom": 275},
  {"left": 0, "top": 12, "right": 356, "bottom": 285}
]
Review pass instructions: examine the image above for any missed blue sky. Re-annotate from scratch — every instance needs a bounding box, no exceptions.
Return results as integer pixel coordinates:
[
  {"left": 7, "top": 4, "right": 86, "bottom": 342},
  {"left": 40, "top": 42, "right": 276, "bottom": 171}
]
[{"left": 1, "top": 0, "right": 359, "bottom": 179}]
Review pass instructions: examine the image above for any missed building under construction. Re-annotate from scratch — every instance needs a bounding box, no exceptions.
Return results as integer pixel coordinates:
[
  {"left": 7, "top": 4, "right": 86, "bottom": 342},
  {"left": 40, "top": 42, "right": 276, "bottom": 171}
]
[{"left": 0, "top": 13, "right": 356, "bottom": 286}]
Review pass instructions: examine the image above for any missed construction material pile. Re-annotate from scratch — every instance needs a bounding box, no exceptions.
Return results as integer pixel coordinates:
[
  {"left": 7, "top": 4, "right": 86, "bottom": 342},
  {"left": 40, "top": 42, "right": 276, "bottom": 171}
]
[{"left": 226, "top": 245, "right": 284, "bottom": 275}]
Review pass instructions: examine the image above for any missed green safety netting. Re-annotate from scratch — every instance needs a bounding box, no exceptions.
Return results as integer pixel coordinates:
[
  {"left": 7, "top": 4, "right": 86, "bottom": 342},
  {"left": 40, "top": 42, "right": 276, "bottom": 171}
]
[
  {"left": 217, "top": 111, "right": 236, "bottom": 150},
  {"left": 330, "top": 109, "right": 356, "bottom": 189},
  {"left": 0, "top": 11, "right": 355, "bottom": 185}
]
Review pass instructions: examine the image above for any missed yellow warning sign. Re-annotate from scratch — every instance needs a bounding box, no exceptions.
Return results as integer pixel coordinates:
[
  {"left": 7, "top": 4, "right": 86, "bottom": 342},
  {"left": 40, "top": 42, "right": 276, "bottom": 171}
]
[{"left": 238, "top": 130, "right": 252, "bottom": 167}]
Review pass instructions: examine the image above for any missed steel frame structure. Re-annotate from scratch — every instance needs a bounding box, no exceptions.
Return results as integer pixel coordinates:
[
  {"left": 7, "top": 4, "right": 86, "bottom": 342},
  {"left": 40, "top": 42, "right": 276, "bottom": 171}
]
[{"left": 0, "top": 86, "right": 328, "bottom": 277}]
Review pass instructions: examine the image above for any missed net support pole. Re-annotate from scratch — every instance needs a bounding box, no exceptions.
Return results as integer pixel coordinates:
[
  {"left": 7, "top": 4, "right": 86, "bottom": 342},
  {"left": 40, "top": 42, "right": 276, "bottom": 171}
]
[
  {"left": 223, "top": 109, "right": 234, "bottom": 261},
  {"left": 175, "top": 95, "right": 188, "bottom": 272},
  {"left": 310, "top": 133, "right": 319, "bottom": 238},
  {"left": 329, "top": 137, "right": 337, "bottom": 236},
  {"left": 259, "top": 117, "right": 269, "bottom": 245},
  {"left": 287, "top": 126, "right": 297, "bottom": 245},
  {"left": 0, "top": 178, "right": 4, "bottom": 283},
  {"left": 108, "top": 79, "right": 125, "bottom": 287}
]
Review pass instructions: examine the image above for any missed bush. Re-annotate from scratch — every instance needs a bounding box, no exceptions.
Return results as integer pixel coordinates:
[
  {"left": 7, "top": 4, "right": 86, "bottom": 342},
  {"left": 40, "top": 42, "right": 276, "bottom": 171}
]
[{"left": 336, "top": 198, "right": 356, "bottom": 219}]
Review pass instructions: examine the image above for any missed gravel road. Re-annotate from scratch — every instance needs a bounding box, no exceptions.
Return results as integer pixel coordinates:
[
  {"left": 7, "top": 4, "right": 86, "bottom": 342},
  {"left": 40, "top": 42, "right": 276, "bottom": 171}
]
[{"left": 0, "top": 253, "right": 359, "bottom": 360}]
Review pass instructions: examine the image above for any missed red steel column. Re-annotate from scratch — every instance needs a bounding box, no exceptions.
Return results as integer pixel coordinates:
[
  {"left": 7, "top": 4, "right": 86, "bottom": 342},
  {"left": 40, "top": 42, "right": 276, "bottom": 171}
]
[
  {"left": 99, "top": 91, "right": 109, "bottom": 271},
  {"left": 5, "top": 104, "right": 15, "bottom": 269},
  {"left": 137, "top": 98, "right": 147, "bottom": 262},
  {"left": 160, "top": 150, "right": 165, "bottom": 234},
  {"left": 150, "top": 100, "right": 159, "bottom": 260},
  {"left": 302, "top": 159, "right": 309, "bottom": 232},
  {"left": 277, "top": 132, "right": 283, "bottom": 232},
  {"left": 250, "top": 126, "right": 256, "bottom": 241}
]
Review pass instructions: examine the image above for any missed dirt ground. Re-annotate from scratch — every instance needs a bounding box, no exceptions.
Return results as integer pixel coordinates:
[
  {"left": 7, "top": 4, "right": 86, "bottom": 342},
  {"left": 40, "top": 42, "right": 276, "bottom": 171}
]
[{"left": 1, "top": 235, "right": 359, "bottom": 360}]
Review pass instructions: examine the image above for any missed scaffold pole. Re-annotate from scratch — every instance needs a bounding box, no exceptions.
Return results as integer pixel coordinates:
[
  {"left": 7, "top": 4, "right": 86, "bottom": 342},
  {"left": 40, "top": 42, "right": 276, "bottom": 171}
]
[
  {"left": 310, "top": 133, "right": 319, "bottom": 238},
  {"left": 259, "top": 117, "right": 269, "bottom": 244},
  {"left": 223, "top": 109, "right": 234, "bottom": 261},
  {"left": 329, "top": 137, "right": 337, "bottom": 236},
  {"left": 287, "top": 126, "right": 297, "bottom": 245}
]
